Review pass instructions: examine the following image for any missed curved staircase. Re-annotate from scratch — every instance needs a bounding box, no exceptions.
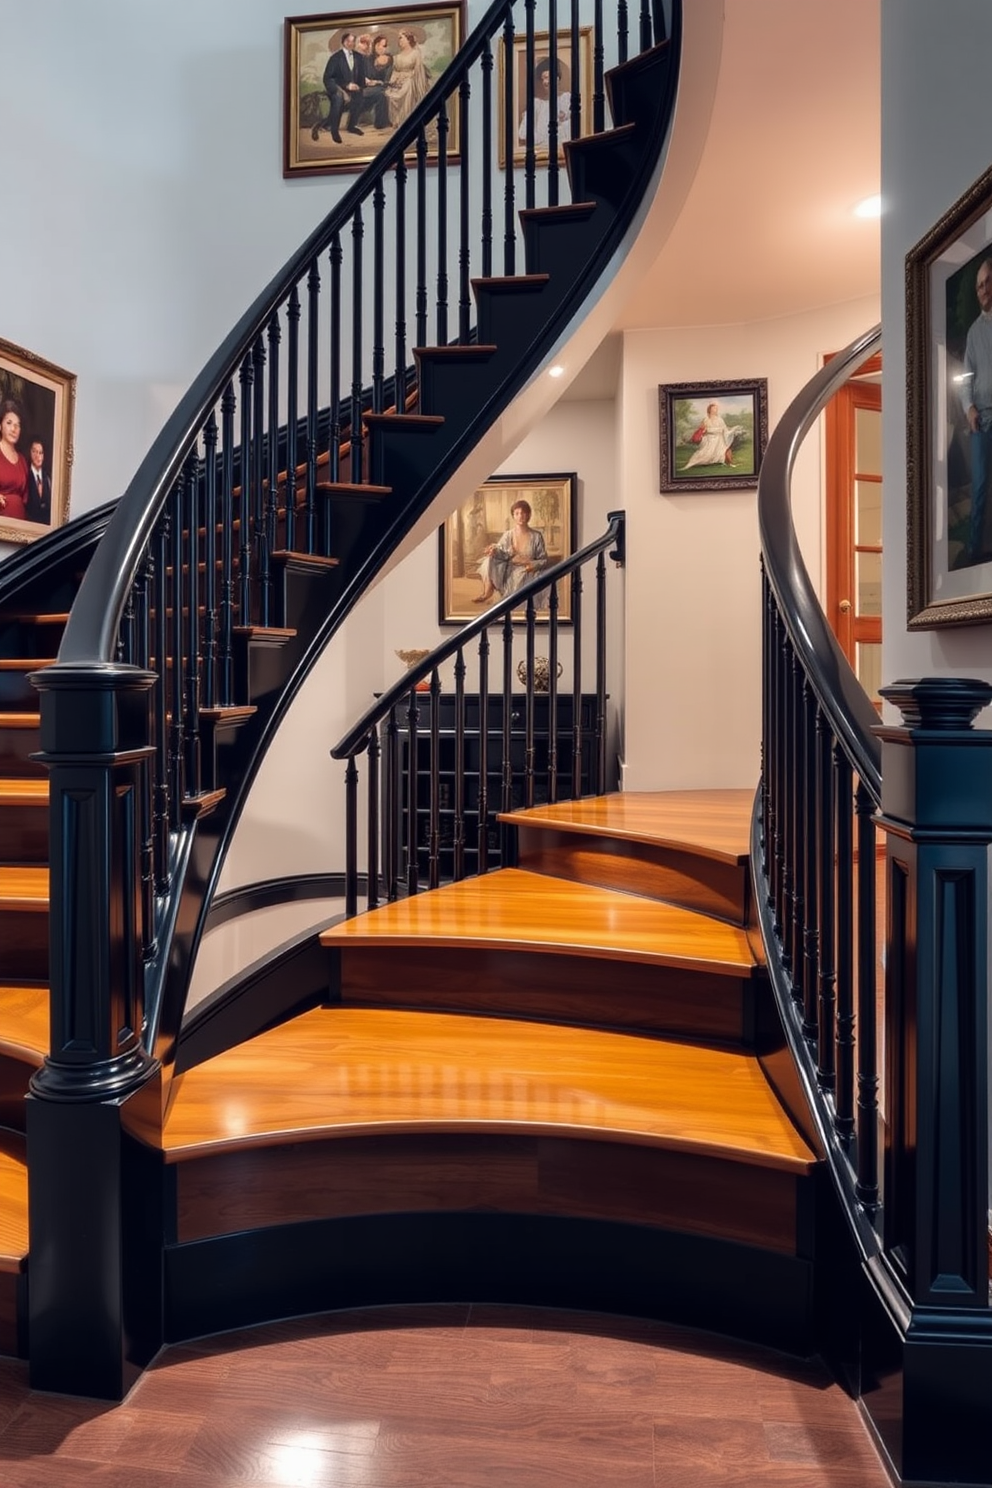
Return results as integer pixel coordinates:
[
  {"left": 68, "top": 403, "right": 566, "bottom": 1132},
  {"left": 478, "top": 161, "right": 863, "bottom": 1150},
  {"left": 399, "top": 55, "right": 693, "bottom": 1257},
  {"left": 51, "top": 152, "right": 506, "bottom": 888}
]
[{"left": 156, "top": 791, "right": 823, "bottom": 1353}]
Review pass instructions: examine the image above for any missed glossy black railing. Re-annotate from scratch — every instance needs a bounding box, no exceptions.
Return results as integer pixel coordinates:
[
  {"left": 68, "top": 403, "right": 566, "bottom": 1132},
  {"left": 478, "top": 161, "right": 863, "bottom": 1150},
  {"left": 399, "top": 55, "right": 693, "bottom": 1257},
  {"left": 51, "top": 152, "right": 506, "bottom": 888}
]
[
  {"left": 756, "top": 324, "right": 884, "bottom": 1249},
  {"left": 331, "top": 513, "right": 622, "bottom": 916}
]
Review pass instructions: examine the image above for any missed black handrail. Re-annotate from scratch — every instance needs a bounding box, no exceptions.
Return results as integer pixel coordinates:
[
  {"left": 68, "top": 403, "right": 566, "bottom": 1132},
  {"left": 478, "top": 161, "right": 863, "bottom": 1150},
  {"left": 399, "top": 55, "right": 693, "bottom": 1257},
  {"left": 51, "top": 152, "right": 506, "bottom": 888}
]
[{"left": 755, "top": 322, "right": 884, "bottom": 1256}]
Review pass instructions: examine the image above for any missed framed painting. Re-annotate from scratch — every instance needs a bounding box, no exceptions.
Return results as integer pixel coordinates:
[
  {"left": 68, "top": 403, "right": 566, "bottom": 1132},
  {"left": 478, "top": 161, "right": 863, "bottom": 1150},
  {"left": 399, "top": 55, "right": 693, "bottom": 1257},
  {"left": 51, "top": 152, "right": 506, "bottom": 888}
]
[
  {"left": 907, "top": 162, "right": 992, "bottom": 628},
  {"left": 497, "top": 27, "right": 593, "bottom": 168},
  {"left": 658, "top": 377, "right": 769, "bottom": 493},
  {"left": 0, "top": 337, "right": 74, "bottom": 547},
  {"left": 284, "top": 3, "right": 465, "bottom": 178},
  {"left": 438, "top": 472, "right": 577, "bottom": 625}
]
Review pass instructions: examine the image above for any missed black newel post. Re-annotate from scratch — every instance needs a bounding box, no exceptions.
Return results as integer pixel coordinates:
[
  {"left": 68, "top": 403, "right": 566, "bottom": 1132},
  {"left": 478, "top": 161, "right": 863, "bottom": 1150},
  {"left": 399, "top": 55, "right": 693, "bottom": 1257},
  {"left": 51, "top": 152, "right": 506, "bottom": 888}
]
[
  {"left": 26, "top": 662, "right": 164, "bottom": 1400},
  {"left": 875, "top": 677, "right": 992, "bottom": 1485}
]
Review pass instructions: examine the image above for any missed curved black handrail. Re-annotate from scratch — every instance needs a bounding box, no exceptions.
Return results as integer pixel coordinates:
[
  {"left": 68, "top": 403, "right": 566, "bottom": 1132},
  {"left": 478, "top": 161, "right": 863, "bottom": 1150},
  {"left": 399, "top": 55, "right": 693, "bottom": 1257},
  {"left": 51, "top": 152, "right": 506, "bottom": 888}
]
[
  {"left": 755, "top": 322, "right": 886, "bottom": 1264},
  {"left": 333, "top": 512, "right": 623, "bottom": 758},
  {"left": 757, "top": 324, "right": 882, "bottom": 798}
]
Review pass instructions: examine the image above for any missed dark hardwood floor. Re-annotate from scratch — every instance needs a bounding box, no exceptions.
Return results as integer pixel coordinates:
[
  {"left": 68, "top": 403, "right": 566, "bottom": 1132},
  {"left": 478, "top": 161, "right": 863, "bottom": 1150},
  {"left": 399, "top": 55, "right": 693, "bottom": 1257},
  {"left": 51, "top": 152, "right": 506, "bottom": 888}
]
[{"left": 0, "top": 1305, "right": 891, "bottom": 1486}]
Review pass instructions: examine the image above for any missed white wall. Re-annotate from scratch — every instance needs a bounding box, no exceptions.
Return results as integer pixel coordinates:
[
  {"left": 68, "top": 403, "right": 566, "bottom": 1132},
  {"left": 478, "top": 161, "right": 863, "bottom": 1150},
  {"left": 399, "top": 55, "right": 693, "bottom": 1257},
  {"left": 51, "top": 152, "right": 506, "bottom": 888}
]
[
  {"left": 880, "top": 0, "right": 992, "bottom": 710},
  {"left": 620, "top": 296, "right": 880, "bottom": 790}
]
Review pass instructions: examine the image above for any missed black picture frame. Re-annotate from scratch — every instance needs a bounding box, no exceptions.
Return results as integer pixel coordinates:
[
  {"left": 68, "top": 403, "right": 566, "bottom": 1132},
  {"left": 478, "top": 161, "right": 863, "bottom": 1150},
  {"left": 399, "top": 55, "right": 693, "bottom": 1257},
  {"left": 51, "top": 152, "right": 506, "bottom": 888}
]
[{"left": 658, "top": 377, "right": 769, "bottom": 493}]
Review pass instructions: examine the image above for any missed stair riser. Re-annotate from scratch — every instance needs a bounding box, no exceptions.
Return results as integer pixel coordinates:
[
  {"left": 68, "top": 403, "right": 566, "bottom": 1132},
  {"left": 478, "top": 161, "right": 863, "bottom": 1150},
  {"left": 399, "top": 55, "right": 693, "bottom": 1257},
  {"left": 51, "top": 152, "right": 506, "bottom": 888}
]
[
  {"left": 172, "top": 1131, "right": 805, "bottom": 1257},
  {"left": 0, "top": 916, "right": 47, "bottom": 981},
  {"left": 0, "top": 805, "right": 48, "bottom": 864},
  {"left": 336, "top": 945, "right": 752, "bottom": 1045},
  {"left": 514, "top": 825, "right": 750, "bottom": 923},
  {"left": 522, "top": 211, "right": 607, "bottom": 280},
  {"left": 0, "top": 731, "right": 43, "bottom": 779},
  {"left": 0, "top": 673, "right": 47, "bottom": 710},
  {"left": 566, "top": 130, "right": 641, "bottom": 212},
  {"left": 0, "top": 1055, "right": 34, "bottom": 1132}
]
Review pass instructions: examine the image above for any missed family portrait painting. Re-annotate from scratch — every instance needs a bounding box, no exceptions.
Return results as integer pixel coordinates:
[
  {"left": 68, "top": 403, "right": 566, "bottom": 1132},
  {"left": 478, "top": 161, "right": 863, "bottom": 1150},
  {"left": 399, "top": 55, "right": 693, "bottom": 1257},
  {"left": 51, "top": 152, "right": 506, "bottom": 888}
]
[
  {"left": 0, "top": 337, "right": 74, "bottom": 547},
  {"left": 658, "top": 378, "right": 769, "bottom": 493},
  {"left": 284, "top": 4, "right": 465, "bottom": 176}
]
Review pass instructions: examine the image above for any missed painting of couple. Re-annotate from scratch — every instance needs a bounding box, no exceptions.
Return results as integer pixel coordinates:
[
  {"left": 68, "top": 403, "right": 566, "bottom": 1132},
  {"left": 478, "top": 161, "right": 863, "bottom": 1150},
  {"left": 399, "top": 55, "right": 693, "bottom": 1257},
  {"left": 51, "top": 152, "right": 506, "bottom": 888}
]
[{"left": 284, "top": 4, "right": 465, "bottom": 177}]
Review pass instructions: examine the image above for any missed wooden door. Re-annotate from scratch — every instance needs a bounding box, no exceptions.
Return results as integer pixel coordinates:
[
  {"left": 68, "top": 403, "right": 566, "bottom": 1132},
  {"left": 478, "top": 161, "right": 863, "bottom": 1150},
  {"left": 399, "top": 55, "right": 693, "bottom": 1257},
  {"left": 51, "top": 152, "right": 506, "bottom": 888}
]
[{"left": 825, "top": 356, "right": 882, "bottom": 706}]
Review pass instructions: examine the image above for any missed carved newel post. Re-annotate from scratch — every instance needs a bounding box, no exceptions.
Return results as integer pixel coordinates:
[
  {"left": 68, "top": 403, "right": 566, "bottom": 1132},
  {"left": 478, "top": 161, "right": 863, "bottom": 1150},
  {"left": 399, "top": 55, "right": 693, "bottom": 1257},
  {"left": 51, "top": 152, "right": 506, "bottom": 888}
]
[
  {"left": 26, "top": 661, "right": 162, "bottom": 1399},
  {"left": 876, "top": 677, "right": 992, "bottom": 1484}
]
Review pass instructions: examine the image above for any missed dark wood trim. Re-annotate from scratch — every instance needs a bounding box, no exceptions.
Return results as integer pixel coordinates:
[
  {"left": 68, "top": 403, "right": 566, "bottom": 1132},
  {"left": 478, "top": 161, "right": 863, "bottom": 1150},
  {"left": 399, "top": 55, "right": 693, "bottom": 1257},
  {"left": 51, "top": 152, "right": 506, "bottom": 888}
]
[{"left": 204, "top": 872, "right": 352, "bottom": 932}]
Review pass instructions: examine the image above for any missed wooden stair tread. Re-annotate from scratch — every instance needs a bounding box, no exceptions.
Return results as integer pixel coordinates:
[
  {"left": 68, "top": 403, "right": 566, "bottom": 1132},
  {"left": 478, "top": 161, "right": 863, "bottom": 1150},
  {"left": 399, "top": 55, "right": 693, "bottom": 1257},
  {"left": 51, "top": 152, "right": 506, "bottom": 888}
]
[
  {"left": 0, "top": 659, "right": 56, "bottom": 670},
  {"left": 0, "top": 613, "right": 68, "bottom": 625},
  {"left": 0, "top": 866, "right": 48, "bottom": 909},
  {"left": 0, "top": 1134, "right": 28, "bottom": 1271},
  {"left": 502, "top": 789, "right": 754, "bottom": 865},
  {"left": 0, "top": 984, "right": 49, "bottom": 1062},
  {"left": 321, "top": 867, "right": 757, "bottom": 976},
  {"left": 0, "top": 714, "right": 40, "bottom": 729},
  {"left": 160, "top": 1006, "right": 816, "bottom": 1173},
  {"left": 0, "top": 779, "right": 48, "bottom": 806}
]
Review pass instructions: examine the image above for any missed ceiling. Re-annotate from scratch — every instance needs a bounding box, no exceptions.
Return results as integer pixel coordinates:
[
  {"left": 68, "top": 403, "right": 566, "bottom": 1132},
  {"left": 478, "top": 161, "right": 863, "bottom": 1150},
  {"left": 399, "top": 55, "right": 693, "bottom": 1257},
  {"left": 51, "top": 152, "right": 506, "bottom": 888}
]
[{"left": 565, "top": 0, "right": 881, "bottom": 395}]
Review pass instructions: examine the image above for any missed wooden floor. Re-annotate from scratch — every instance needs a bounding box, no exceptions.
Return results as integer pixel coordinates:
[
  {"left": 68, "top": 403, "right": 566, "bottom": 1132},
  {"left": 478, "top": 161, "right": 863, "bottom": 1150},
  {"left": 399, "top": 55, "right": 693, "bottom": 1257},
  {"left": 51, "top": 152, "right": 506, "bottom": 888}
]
[
  {"left": 161, "top": 1006, "right": 816, "bottom": 1171},
  {"left": 0, "top": 1305, "right": 891, "bottom": 1486}
]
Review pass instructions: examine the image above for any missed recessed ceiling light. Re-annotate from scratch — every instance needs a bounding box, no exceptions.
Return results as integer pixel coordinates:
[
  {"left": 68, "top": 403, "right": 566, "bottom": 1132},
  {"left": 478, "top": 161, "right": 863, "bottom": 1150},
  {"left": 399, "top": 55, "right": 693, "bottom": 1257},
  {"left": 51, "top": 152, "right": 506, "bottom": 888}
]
[
  {"left": 854, "top": 195, "right": 881, "bottom": 219},
  {"left": 548, "top": 364, "right": 565, "bottom": 378}
]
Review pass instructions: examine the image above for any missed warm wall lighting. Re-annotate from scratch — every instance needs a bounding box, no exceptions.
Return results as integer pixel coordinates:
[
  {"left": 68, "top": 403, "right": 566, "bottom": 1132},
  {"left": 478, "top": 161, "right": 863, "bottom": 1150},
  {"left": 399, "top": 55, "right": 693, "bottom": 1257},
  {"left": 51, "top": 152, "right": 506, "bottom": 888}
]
[
  {"left": 548, "top": 364, "right": 565, "bottom": 378},
  {"left": 854, "top": 195, "right": 881, "bottom": 219}
]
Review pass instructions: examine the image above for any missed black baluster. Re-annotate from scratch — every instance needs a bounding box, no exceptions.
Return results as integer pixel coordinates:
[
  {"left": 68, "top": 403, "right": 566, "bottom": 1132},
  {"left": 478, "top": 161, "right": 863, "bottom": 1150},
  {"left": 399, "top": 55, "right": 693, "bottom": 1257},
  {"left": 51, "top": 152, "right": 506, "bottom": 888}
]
[
  {"left": 571, "top": 565, "right": 583, "bottom": 798},
  {"left": 569, "top": 0, "right": 581, "bottom": 145},
  {"left": 367, "top": 727, "right": 380, "bottom": 910},
  {"left": 817, "top": 707, "right": 840, "bottom": 1102},
  {"left": 416, "top": 130, "right": 429, "bottom": 350},
  {"left": 478, "top": 626, "right": 490, "bottom": 872},
  {"left": 855, "top": 779, "right": 879, "bottom": 1208},
  {"left": 501, "top": 611, "right": 514, "bottom": 819},
  {"left": 436, "top": 102, "right": 449, "bottom": 344},
  {"left": 152, "top": 512, "right": 170, "bottom": 891},
  {"left": 385, "top": 705, "right": 400, "bottom": 901},
  {"left": 620, "top": 0, "right": 631, "bottom": 63},
  {"left": 595, "top": 550, "right": 607, "bottom": 793},
  {"left": 372, "top": 180, "right": 386, "bottom": 415},
  {"left": 524, "top": 597, "right": 536, "bottom": 808},
  {"left": 454, "top": 646, "right": 466, "bottom": 881},
  {"left": 238, "top": 351, "right": 254, "bottom": 624},
  {"left": 305, "top": 257, "right": 320, "bottom": 552},
  {"left": 285, "top": 285, "right": 300, "bottom": 554},
  {"left": 834, "top": 747, "right": 854, "bottom": 1147},
  {"left": 345, "top": 755, "right": 359, "bottom": 919},
  {"left": 202, "top": 410, "right": 219, "bottom": 710},
  {"left": 799, "top": 676, "right": 816, "bottom": 1039},
  {"left": 406, "top": 689, "right": 420, "bottom": 895},
  {"left": 458, "top": 74, "right": 472, "bottom": 341},
  {"left": 548, "top": 580, "right": 559, "bottom": 803},
  {"left": 135, "top": 544, "right": 155, "bottom": 961},
  {"left": 428, "top": 668, "right": 441, "bottom": 889},
  {"left": 523, "top": 0, "right": 536, "bottom": 209},
  {"left": 219, "top": 382, "right": 236, "bottom": 705},
  {"left": 547, "top": 0, "right": 559, "bottom": 204},
  {"left": 481, "top": 40, "right": 493, "bottom": 277},
  {"left": 393, "top": 160, "right": 407, "bottom": 410},
  {"left": 351, "top": 208, "right": 365, "bottom": 486},
  {"left": 168, "top": 479, "right": 185, "bottom": 825},
  {"left": 264, "top": 311, "right": 281, "bottom": 622},
  {"left": 329, "top": 235, "right": 343, "bottom": 488},
  {"left": 251, "top": 334, "right": 267, "bottom": 618},
  {"left": 781, "top": 640, "right": 796, "bottom": 992},
  {"left": 183, "top": 452, "right": 202, "bottom": 800},
  {"left": 502, "top": 10, "right": 516, "bottom": 274},
  {"left": 593, "top": 0, "right": 605, "bottom": 133}
]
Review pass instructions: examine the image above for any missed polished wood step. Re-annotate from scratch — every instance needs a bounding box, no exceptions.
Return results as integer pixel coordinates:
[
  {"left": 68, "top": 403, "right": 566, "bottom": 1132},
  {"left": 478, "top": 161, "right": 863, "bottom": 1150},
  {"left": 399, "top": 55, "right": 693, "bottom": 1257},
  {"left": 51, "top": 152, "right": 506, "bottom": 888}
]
[
  {"left": 0, "top": 779, "right": 47, "bottom": 807},
  {"left": 504, "top": 789, "right": 755, "bottom": 923},
  {"left": 323, "top": 867, "right": 756, "bottom": 973},
  {"left": 0, "top": 778, "right": 49, "bottom": 863},
  {"left": 161, "top": 1006, "right": 813, "bottom": 1168},
  {"left": 0, "top": 984, "right": 48, "bottom": 1129},
  {"left": 160, "top": 1007, "right": 817, "bottom": 1256},
  {"left": 0, "top": 1130, "right": 28, "bottom": 1273},
  {"left": 0, "top": 867, "right": 48, "bottom": 910}
]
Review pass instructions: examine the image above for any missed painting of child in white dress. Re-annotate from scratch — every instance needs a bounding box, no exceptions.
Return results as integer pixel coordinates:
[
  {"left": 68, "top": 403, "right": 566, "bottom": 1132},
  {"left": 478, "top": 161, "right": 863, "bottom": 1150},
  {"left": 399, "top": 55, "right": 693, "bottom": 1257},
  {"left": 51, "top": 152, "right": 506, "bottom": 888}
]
[
  {"left": 659, "top": 378, "right": 769, "bottom": 492},
  {"left": 439, "top": 473, "right": 576, "bottom": 624}
]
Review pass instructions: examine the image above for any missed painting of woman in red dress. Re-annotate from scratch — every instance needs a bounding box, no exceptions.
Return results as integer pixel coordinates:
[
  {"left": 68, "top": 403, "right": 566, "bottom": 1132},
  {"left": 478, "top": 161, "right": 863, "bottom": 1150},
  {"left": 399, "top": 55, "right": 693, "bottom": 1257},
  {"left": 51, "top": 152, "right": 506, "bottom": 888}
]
[{"left": 0, "top": 400, "right": 29, "bottom": 522}]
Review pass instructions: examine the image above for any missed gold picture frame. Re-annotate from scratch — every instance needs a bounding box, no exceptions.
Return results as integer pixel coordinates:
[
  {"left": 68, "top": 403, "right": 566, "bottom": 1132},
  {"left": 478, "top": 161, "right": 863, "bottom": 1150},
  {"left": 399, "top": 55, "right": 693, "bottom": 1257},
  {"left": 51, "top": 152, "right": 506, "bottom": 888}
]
[
  {"left": 497, "top": 28, "right": 593, "bottom": 169},
  {"left": 0, "top": 337, "right": 75, "bottom": 547},
  {"left": 284, "top": 3, "right": 465, "bottom": 178},
  {"left": 438, "top": 472, "right": 577, "bottom": 625}
]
